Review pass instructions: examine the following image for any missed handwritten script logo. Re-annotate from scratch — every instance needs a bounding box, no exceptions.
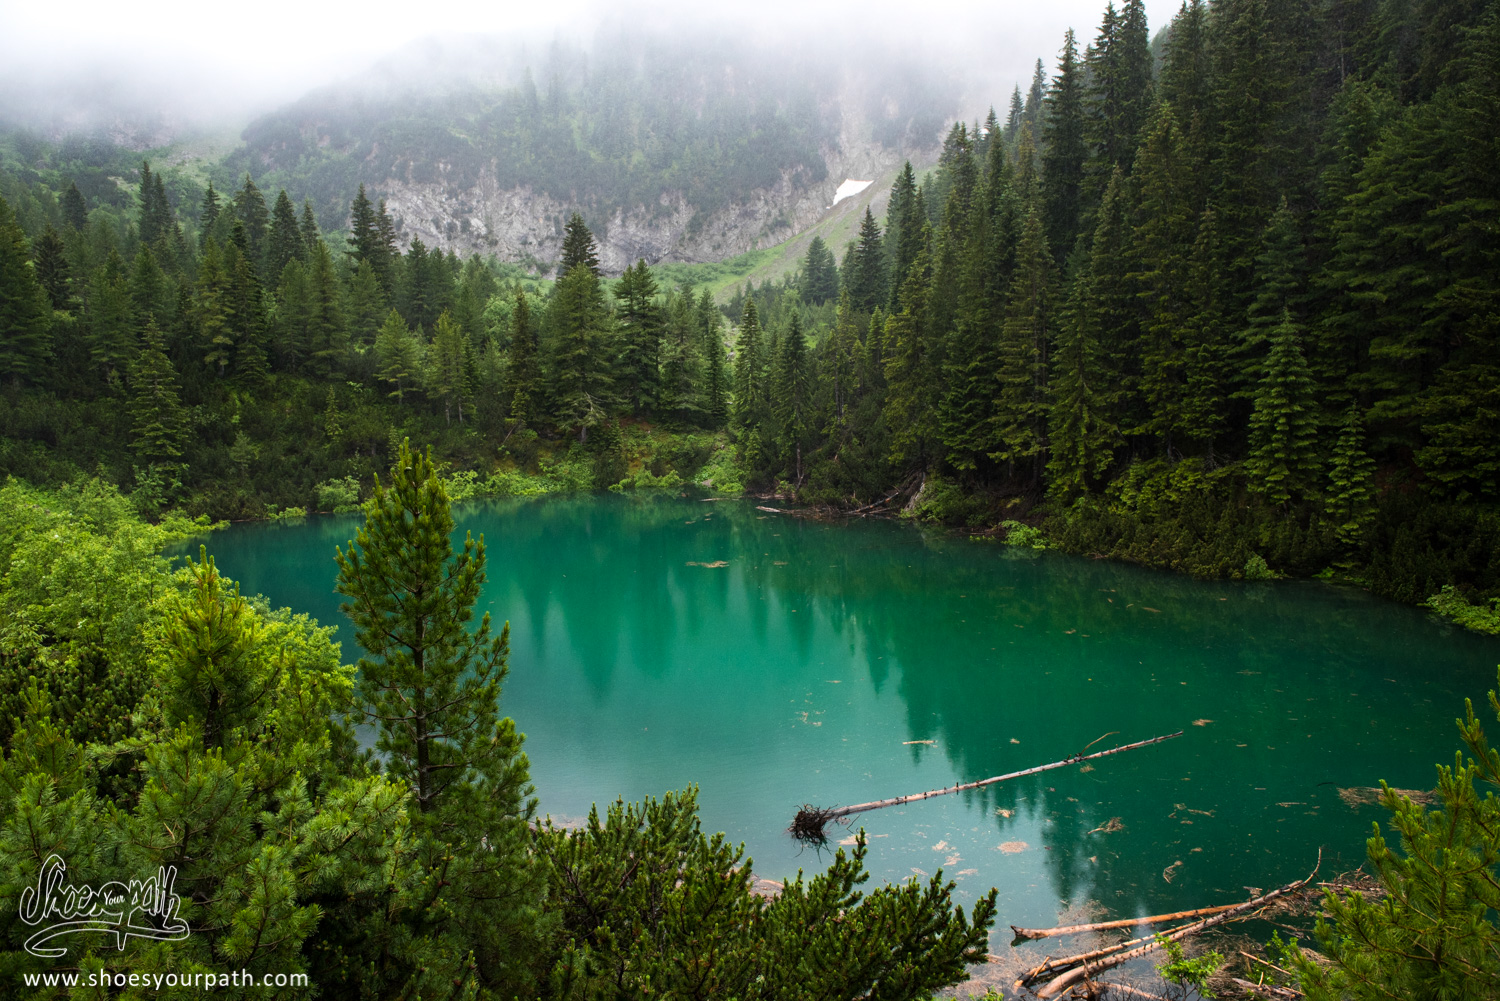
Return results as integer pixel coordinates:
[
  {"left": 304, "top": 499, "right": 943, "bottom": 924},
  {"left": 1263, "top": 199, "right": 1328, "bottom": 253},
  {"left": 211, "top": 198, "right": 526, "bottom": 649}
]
[{"left": 18, "top": 855, "right": 190, "bottom": 957}]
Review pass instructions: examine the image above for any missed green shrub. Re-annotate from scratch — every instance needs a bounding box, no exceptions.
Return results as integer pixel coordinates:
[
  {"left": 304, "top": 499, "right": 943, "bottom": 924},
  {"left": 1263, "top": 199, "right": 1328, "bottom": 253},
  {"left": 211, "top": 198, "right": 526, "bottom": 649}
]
[
  {"left": 316, "top": 476, "right": 361, "bottom": 512},
  {"left": 1426, "top": 585, "right": 1500, "bottom": 634},
  {"left": 1001, "top": 520, "right": 1050, "bottom": 550}
]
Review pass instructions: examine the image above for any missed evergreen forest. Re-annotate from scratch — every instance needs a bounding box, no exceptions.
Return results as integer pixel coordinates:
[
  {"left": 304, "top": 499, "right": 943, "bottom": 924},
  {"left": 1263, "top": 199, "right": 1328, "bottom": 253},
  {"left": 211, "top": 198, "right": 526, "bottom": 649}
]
[{"left": 3, "top": 0, "right": 1500, "bottom": 994}]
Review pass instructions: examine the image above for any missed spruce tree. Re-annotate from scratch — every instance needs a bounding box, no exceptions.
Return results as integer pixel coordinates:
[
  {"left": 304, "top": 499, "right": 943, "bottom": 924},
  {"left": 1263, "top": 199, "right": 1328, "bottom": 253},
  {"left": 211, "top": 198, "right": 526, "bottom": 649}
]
[
  {"left": 799, "top": 236, "right": 839, "bottom": 306},
  {"left": 305, "top": 240, "right": 348, "bottom": 379},
  {"left": 699, "top": 288, "right": 729, "bottom": 428},
  {"left": 1326, "top": 402, "right": 1376, "bottom": 545},
  {"left": 1048, "top": 250, "right": 1119, "bottom": 499},
  {"left": 233, "top": 175, "right": 269, "bottom": 270},
  {"left": 885, "top": 163, "right": 925, "bottom": 310},
  {"left": 430, "top": 310, "right": 468, "bottom": 424},
  {"left": 137, "top": 161, "right": 173, "bottom": 249},
  {"left": 375, "top": 309, "right": 421, "bottom": 403},
  {"left": 265, "top": 189, "right": 305, "bottom": 279},
  {"left": 1246, "top": 310, "right": 1320, "bottom": 507},
  {"left": 1041, "top": 29, "right": 1088, "bottom": 261},
  {"left": 773, "top": 311, "right": 812, "bottom": 482},
  {"left": 128, "top": 318, "right": 188, "bottom": 463},
  {"left": 559, "top": 213, "right": 601, "bottom": 277},
  {"left": 992, "top": 205, "right": 1054, "bottom": 481},
  {"left": 198, "top": 182, "right": 220, "bottom": 249},
  {"left": 882, "top": 225, "right": 939, "bottom": 470},
  {"left": 848, "top": 209, "right": 887, "bottom": 313},
  {"left": 62, "top": 181, "right": 87, "bottom": 232},
  {"left": 0, "top": 196, "right": 51, "bottom": 384},
  {"left": 299, "top": 200, "right": 320, "bottom": 254},
  {"left": 614, "top": 259, "right": 662, "bottom": 414},
  {"left": 32, "top": 225, "right": 71, "bottom": 311},
  {"left": 507, "top": 290, "right": 540, "bottom": 423},
  {"left": 547, "top": 261, "right": 611, "bottom": 433},
  {"left": 87, "top": 250, "right": 135, "bottom": 386},
  {"left": 731, "top": 296, "right": 764, "bottom": 435}
]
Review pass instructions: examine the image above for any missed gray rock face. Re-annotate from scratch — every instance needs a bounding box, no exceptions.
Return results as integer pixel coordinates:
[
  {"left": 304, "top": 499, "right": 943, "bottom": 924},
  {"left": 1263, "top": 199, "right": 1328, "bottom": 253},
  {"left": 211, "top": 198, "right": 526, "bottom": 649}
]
[{"left": 377, "top": 138, "right": 927, "bottom": 276}]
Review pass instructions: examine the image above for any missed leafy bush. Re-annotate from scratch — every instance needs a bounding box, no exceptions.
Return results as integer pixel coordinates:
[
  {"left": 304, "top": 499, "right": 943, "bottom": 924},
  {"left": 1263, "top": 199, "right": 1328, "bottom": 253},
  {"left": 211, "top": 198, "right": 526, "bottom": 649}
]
[
  {"left": 316, "top": 476, "right": 361, "bottom": 512},
  {"left": 1426, "top": 585, "right": 1500, "bottom": 634},
  {"left": 1001, "top": 520, "right": 1050, "bottom": 550}
]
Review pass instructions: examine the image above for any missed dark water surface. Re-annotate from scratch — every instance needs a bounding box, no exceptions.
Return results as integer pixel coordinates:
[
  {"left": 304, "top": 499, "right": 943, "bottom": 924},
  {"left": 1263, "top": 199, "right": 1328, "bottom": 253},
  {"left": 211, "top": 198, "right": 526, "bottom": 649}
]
[{"left": 202, "top": 492, "right": 1500, "bottom": 954}]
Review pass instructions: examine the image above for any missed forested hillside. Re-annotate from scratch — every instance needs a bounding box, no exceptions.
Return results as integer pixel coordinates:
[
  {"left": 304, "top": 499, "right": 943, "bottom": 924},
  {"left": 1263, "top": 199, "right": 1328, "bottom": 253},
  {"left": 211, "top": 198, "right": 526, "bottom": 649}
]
[{"left": 2, "top": 0, "right": 1499, "bottom": 631}]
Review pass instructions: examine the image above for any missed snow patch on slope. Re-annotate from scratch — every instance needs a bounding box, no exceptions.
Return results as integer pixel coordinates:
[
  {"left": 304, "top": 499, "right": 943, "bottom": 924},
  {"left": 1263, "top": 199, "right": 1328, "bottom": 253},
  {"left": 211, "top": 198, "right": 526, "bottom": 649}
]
[{"left": 831, "top": 178, "right": 874, "bottom": 207}]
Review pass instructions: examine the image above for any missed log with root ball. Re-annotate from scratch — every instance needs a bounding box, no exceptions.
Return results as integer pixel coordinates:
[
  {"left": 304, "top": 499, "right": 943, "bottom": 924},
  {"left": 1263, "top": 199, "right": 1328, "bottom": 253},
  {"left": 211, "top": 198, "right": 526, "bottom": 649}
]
[{"left": 788, "top": 731, "right": 1183, "bottom": 844}]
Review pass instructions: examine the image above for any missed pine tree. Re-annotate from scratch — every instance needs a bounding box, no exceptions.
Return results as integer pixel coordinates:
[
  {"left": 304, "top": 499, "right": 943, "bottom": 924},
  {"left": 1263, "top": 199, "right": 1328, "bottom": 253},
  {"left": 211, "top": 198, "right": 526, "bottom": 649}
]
[
  {"left": 375, "top": 309, "right": 422, "bottom": 403},
  {"left": 992, "top": 205, "right": 1053, "bottom": 481},
  {"left": 547, "top": 260, "right": 610, "bottom": 432},
  {"left": 137, "top": 161, "right": 173, "bottom": 250},
  {"left": 1005, "top": 85, "right": 1025, "bottom": 143},
  {"left": 882, "top": 225, "right": 939, "bottom": 470},
  {"left": 194, "top": 238, "right": 233, "bottom": 376},
  {"left": 614, "top": 259, "right": 662, "bottom": 414},
  {"left": 265, "top": 190, "right": 305, "bottom": 279},
  {"left": 1326, "top": 402, "right": 1376, "bottom": 545},
  {"left": 299, "top": 200, "right": 320, "bottom": 254},
  {"left": 1023, "top": 58, "right": 1047, "bottom": 137},
  {"left": 507, "top": 290, "right": 541, "bottom": 423},
  {"left": 227, "top": 240, "right": 269, "bottom": 385},
  {"left": 1048, "top": 249, "right": 1119, "bottom": 499},
  {"left": 885, "top": 163, "right": 925, "bottom": 311},
  {"left": 0, "top": 196, "right": 51, "bottom": 384},
  {"left": 62, "top": 181, "right": 87, "bottom": 232},
  {"left": 1161, "top": 0, "right": 1211, "bottom": 122},
  {"left": 1246, "top": 310, "right": 1320, "bottom": 507},
  {"left": 1041, "top": 29, "right": 1088, "bottom": 261},
  {"left": 32, "top": 225, "right": 71, "bottom": 311},
  {"left": 233, "top": 175, "right": 269, "bottom": 270},
  {"left": 87, "top": 250, "right": 135, "bottom": 386},
  {"left": 306, "top": 240, "right": 348, "bottom": 379},
  {"left": 559, "top": 213, "right": 601, "bottom": 277},
  {"left": 699, "top": 288, "right": 729, "bottom": 429},
  {"left": 429, "top": 310, "right": 468, "bottom": 424},
  {"left": 198, "top": 182, "right": 220, "bottom": 249},
  {"left": 335, "top": 441, "right": 546, "bottom": 996},
  {"left": 1130, "top": 104, "right": 1200, "bottom": 454},
  {"left": 773, "top": 311, "right": 812, "bottom": 482},
  {"left": 731, "top": 296, "right": 764, "bottom": 435},
  {"left": 848, "top": 209, "right": 888, "bottom": 313},
  {"left": 799, "top": 236, "right": 839, "bottom": 306},
  {"left": 128, "top": 318, "right": 188, "bottom": 463},
  {"left": 345, "top": 259, "right": 387, "bottom": 348}
]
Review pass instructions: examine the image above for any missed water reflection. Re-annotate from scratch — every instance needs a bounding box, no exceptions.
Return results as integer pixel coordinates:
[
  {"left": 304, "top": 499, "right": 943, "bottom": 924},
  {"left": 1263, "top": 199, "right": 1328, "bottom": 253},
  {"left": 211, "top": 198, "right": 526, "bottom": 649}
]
[{"left": 202, "top": 492, "right": 1500, "bottom": 944}]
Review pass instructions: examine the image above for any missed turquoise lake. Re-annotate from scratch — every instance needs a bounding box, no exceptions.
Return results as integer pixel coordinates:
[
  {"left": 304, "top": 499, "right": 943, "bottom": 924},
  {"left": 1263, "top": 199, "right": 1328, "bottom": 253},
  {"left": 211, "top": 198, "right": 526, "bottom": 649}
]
[{"left": 200, "top": 491, "right": 1500, "bottom": 962}]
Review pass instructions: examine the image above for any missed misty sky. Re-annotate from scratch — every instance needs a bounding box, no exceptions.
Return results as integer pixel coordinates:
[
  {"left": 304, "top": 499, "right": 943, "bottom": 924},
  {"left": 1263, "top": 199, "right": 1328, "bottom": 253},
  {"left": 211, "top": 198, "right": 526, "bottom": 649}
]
[{"left": 0, "top": 0, "right": 1184, "bottom": 128}]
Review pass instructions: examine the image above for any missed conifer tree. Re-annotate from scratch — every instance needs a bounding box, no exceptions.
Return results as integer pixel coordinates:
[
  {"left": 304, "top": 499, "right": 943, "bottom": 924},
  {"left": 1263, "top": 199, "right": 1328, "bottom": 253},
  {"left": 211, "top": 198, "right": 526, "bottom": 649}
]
[
  {"left": 194, "top": 238, "right": 233, "bottom": 376},
  {"left": 227, "top": 241, "right": 269, "bottom": 385},
  {"left": 1048, "top": 250, "right": 1118, "bottom": 499},
  {"left": 234, "top": 175, "right": 269, "bottom": 270},
  {"left": 137, "top": 161, "right": 173, "bottom": 250},
  {"left": 1023, "top": 58, "right": 1047, "bottom": 136},
  {"left": 305, "top": 240, "right": 348, "bottom": 378},
  {"left": 1005, "top": 85, "right": 1025, "bottom": 142},
  {"left": 1247, "top": 310, "right": 1320, "bottom": 507},
  {"left": 507, "top": 290, "right": 540, "bottom": 423},
  {"left": 345, "top": 259, "right": 387, "bottom": 348},
  {"left": 882, "top": 225, "right": 939, "bottom": 470},
  {"left": 992, "top": 205, "right": 1054, "bottom": 481},
  {"left": 335, "top": 441, "right": 546, "bottom": 996},
  {"left": 699, "top": 288, "right": 729, "bottom": 428},
  {"left": 197, "top": 183, "right": 220, "bottom": 249},
  {"left": 32, "top": 225, "right": 71, "bottom": 311},
  {"left": 299, "top": 200, "right": 320, "bottom": 254},
  {"left": 731, "top": 296, "right": 764, "bottom": 435},
  {"left": 130, "top": 245, "right": 171, "bottom": 333},
  {"left": 1160, "top": 0, "right": 1211, "bottom": 122},
  {"left": 375, "top": 309, "right": 422, "bottom": 403},
  {"left": 0, "top": 196, "right": 51, "bottom": 384},
  {"left": 848, "top": 209, "right": 888, "bottom": 313},
  {"left": 128, "top": 318, "right": 188, "bottom": 463},
  {"left": 87, "top": 250, "right": 135, "bottom": 386},
  {"left": 62, "top": 181, "right": 88, "bottom": 232},
  {"left": 1041, "top": 29, "right": 1088, "bottom": 261},
  {"left": 614, "top": 259, "right": 662, "bottom": 414},
  {"left": 265, "top": 189, "right": 305, "bottom": 279},
  {"left": 799, "top": 236, "right": 839, "bottom": 306},
  {"left": 1237, "top": 200, "right": 1306, "bottom": 394},
  {"left": 547, "top": 261, "right": 611, "bottom": 433},
  {"left": 559, "top": 213, "right": 601, "bottom": 277},
  {"left": 773, "top": 311, "right": 812, "bottom": 482},
  {"left": 885, "top": 163, "right": 925, "bottom": 310},
  {"left": 1326, "top": 402, "right": 1376, "bottom": 545},
  {"left": 430, "top": 310, "right": 468, "bottom": 424}
]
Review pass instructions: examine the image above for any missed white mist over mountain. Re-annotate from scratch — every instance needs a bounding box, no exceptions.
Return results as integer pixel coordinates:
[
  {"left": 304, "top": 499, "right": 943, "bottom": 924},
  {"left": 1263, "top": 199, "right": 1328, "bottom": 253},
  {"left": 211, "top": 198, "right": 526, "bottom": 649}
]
[{"left": 0, "top": 0, "right": 1183, "bottom": 135}]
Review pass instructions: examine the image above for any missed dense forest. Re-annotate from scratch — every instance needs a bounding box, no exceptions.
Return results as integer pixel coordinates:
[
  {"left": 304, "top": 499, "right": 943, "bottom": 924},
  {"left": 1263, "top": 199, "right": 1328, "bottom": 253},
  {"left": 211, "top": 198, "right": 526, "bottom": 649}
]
[
  {"left": 4, "top": 0, "right": 1500, "bottom": 994},
  {"left": 4, "top": 0, "right": 1500, "bottom": 626}
]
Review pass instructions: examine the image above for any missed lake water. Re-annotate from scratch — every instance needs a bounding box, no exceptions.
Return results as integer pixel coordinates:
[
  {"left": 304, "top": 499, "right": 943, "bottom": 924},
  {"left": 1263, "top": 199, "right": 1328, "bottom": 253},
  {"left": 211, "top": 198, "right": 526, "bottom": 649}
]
[{"left": 202, "top": 492, "right": 1500, "bottom": 967}]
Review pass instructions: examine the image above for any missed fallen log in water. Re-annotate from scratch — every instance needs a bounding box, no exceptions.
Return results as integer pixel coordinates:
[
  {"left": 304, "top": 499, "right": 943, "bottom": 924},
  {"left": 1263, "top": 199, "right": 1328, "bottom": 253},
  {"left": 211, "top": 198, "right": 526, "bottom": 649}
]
[
  {"left": 1011, "top": 903, "right": 1241, "bottom": 942},
  {"left": 789, "top": 731, "right": 1183, "bottom": 844},
  {"left": 1034, "top": 853, "right": 1322, "bottom": 998},
  {"left": 1016, "top": 931, "right": 1161, "bottom": 988}
]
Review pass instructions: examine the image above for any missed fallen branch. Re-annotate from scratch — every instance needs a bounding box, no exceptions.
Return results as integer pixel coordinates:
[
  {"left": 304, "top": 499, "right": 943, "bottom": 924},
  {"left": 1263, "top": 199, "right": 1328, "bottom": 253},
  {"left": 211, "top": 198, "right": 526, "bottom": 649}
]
[
  {"left": 1229, "top": 978, "right": 1303, "bottom": 999},
  {"left": 1016, "top": 931, "right": 1162, "bottom": 987},
  {"left": 790, "top": 731, "right": 1182, "bottom": 843},
  {"left": 1035, "top": 853, "right": 1322, "bottom": 998},
  {"left": 1102, "top": 984, "right": 1172, "bottom": 1001},
  {"left": 1012, "top": 903, "right": 1240, "bottom": 942}
]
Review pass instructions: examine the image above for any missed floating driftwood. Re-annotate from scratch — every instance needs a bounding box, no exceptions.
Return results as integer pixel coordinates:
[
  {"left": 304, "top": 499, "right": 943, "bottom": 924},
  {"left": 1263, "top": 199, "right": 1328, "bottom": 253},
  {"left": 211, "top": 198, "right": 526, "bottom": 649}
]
[
  {"left": 789, "top": 731, "right": 1183, "bottom": 844},
  {"left": 1033, "top": 853, "right": 1322, "bottom": 998},
  {"left": 1011, "top": 902, "right": 1241, "bottom": 942}
]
